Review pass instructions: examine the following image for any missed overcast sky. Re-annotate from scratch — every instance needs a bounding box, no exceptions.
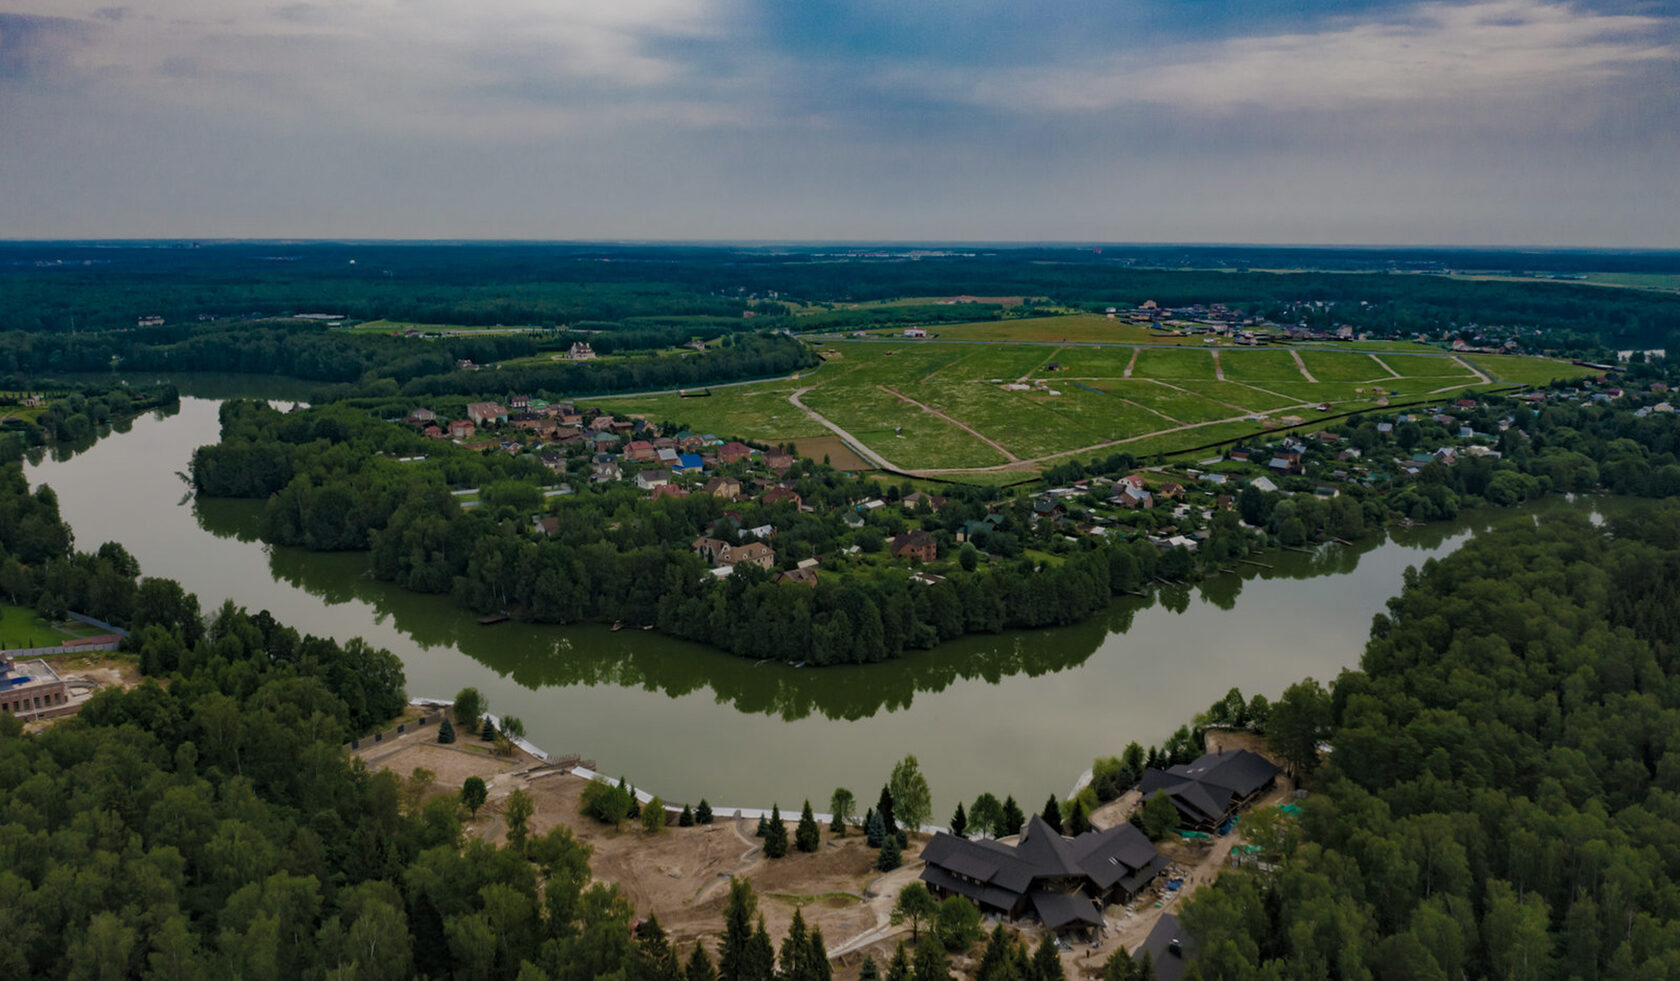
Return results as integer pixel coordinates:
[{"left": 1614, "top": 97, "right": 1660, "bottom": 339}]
[{"left": 1, "top": 0, "right": 1676, "bottom": 244}]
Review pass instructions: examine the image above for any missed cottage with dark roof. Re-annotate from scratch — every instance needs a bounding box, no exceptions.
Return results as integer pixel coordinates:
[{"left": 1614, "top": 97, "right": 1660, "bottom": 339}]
[
  {"left": 919, "top": 815, "right": 1169, "bottom": 937},
  {"left": 1137, "top": 748, "right": 1280, "bottom": 832}
]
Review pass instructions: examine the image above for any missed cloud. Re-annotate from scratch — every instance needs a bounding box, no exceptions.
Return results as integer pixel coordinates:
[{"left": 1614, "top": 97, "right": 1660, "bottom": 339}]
[
  {"left": 0, "top": 13, "right": 98, "bottom": 80},
  {"left": 953, "top": 0, "right": 1676, "bottom": 114}
]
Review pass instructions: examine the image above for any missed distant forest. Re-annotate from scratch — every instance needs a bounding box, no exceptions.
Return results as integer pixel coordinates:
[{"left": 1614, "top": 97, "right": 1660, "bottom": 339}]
[{"left": 5, "top": 244, "right": 1680, "bottom": 349}]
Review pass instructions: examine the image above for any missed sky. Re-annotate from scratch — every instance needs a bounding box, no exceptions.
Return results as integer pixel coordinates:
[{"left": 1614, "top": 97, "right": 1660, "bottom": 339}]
[{"left": 1, "top": 0, "right": 1676, "bottom": 245}]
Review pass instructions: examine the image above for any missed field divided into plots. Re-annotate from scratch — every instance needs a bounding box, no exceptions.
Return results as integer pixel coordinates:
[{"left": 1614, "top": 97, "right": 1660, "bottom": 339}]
[{"left": 588, "top": 319, "right": 1591, "bottom": 476}]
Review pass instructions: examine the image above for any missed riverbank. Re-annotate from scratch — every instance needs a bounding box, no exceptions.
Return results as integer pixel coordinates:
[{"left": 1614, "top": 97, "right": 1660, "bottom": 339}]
[{"left": 24, "top": 394, "right": 1610, "bottom": 817}]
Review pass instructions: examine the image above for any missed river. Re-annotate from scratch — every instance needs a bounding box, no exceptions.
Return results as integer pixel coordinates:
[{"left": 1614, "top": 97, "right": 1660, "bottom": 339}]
[{"left": 24, "top": 386, "right": 1571, "bottom": 817}]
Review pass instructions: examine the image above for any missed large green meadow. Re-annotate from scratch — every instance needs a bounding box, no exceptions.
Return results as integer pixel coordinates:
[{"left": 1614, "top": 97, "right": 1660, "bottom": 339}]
[{"left": 588, "top": 318, "right": 1594, "bottom": 476}]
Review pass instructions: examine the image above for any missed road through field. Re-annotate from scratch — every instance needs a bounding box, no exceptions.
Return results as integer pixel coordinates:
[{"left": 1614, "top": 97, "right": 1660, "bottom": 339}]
[
  {"left": 879, "top": 386, "right": 1021, "bottom": 462},
  {"left": 787, "top": 387, "right": 907, "bottom": 471}
]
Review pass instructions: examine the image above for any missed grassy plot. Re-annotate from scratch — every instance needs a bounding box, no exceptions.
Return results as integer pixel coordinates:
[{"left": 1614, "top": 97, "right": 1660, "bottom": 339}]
[
  {"left": 1168, "top": 380, "right": 1300, "bottom": 413},
  {"left": 1219, "top": 350, "right": 1313, "bottom": 384},
  {"left": 1297, "top": 351, "right": 1387, "bottom": 382},
  {"left": 1463, "top": 355, "right": 1598, "bottom": 386},
  {"left": 1132, "top": 347, "right": 1218, "bottom": 380},
  {"left": 1041, "top": 347, "right": 1139, "bottom": 378},
  {"left": 598, "top": 384, "right": 826, "bottom": 441},
  {"left": 798, "top": 385, "right": 1008, "bottom": 469},
  {"left": 918, "top": 315, "right": 1158, "bottom": 344},
  {"left": 0, "top": 604, "right": 87, "bottom": 649},
  {"left": 1092, "top": 381, "right": 1245, "bottom": 425}
]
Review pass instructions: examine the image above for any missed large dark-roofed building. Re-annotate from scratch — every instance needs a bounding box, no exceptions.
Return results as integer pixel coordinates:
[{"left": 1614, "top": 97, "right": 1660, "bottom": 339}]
[
  {"left": 1133, "top": 912, "right": 1197, "bottom": 981},
  {"left": 1138, "top": 748, "right": 1281, "bottom": 832},
  {"left": 919, "top": 815, "right": 1170, "bottom": 936}
]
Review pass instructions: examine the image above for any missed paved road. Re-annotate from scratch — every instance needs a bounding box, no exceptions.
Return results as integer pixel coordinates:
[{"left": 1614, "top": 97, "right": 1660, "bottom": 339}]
[{"left": 786, "top": 387, "right": 906, "bottom": 472}]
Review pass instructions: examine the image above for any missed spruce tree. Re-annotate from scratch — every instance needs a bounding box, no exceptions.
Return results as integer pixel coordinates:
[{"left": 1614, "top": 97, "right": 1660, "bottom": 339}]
[
  {"left": 778, "top": 909, "right": 810, "bottom": 981},
  {"left": 877, "top": 786, "right": 898, "bottom": 836},
  {"left": 756, "top": 814, "right": 769, "bottom": 838},
  {"left": 1001, "top": 796, "right": 1024, "bottom": 837},
  {"left": 796, "top": 800, "right": 821, "bottom": 853},
  {"left": 865, "top": 810, "right": 886, "bottom": 848},
  {"left": 950, "top": 802, "right": 967, "bottom": 839},
  {"left": 975, "top": 924, "right": 1014, "bottom": 981},
  {"left": 1031, "top": 935, "right": 1065, "bottom": 981},
  {"left": 875, "top": 833, "right": 901, "bottom": 871},
  {"left": 911, "top": 941, "right": 951, "bottom": 981},
  {"left": 679, "top": 804, "right": 695, "bottom": 827},
  {"left": 1041, "top": 794, "right": 1063, "bottom": 835},
  {"left": 858, "top": 956, "right": 880, "bottom": 981},
  {"left": 436, "top": 716, "right": 456, "bottom": 744},
  {"left": 742, "top": 918, "right": 775, "bottom": 981},
  {"left": 884, "top": 942, "right": 912, "bottom": 981},
  {"left": 763, "top": 805, "right": 789, "bottom": 859},
  {"left": 686, "top": 942, "right": 717, "bottom": 981},
  {"left": 697, "top": 799, "right": 714, "bottom": 824},
  {"left": 480, "top": 718, "right": 496, "bottom": 742},
  {"left": 806, "top": 926, "right": 831, "bottom": 981},
  {"left": 719, "top": 878, "right": 756, "bottom": 981}
]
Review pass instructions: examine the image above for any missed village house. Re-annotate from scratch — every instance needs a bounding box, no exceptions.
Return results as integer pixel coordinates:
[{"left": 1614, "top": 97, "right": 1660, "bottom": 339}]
[
  {"left": 593, "top": 460, "right": 621, "bottom": 482},
  {"left": 1115, "top": 484, "right": 1153, "bottom": 510},
  {"left": 761, "top": 486, "right": 803, "bottom": 508},
  {"left": 466, "top": 401, "right": 508, "bottom": 426},
  {"left": 651, "top": 483, "right": 689, "bottom": 501},
  {"left": 590, "top": 415, "right": 617, "bottom": 432},
  {"left": 1137, "top": 748, "right": 1281, "bottom": 833},
  {"left": 448, "top": 419, "right": 476, "bottom": 440},
  {"left": 702, "top": 475, "right": 742, "bottom": 500},
  {"left": 764, "top": 451, "right": 795, "bottom": 472},
  {"left": 691, "top": 537, "right": 776, "bottom": 570},
  {"left": 509, "top": 394, "right": 529, "bottom": 412},
  {"left": 406, "top": 407, "right": 437, "bottom": 425},
  {"left": 902, "top": 491, "right": 947, "bottom": 511},
  {"left": 532, "top": 516, "right": 560, "bottom": 537},
  {"left": 635, "top": 469, "right": 669, "bottom": 491},
  {"left": 891, "top": 529, "right": 938, "bottom": 563},
  {"left": 568, "top": 341, "right": 597, "bottom": 361},
  {"left": 919, "top": 815, "right": 1169, "bottom": 938},
  {"left": 718, "top": 441, "right": 754, "bottom": 465},
  {"left": 537, "top": 451, "right": 566, "bottom": 473},
  {"left": 0, "top": 654, "right": 72, "bottom": 719},
  {"left": 776, "top": 567, "right": 819, "bottom": 587}
]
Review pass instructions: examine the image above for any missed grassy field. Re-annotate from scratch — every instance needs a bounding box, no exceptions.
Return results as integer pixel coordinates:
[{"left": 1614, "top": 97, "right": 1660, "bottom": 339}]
[
  {"left": 578, "top": 317, "right": 1582, "bottom": 478},
  {"left": 0, "top": 604, "right": 99, "bottom": 649},
  {"left": 1463, "top": 354, "right": 1599, "bottom": 386}
]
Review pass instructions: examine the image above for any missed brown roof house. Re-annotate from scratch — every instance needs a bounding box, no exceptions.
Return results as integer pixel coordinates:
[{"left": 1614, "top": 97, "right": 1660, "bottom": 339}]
[
  {"left": 466, "top": 401, "right": 508, "bottom": 426},
  {"left": 891, "top": 529, "right": 938, "bottom": 563},
  {"left": 718, "top": 441, "right": 754, "bottom": 465},
  {"left": 692, "top": 537, "right": 776, "bottom": 570},
  {"left": 702, "top": 475, "right": 742, "bottom": 500},
  {"left": 761, "top": 486, "right": 803, "bottom": 508}
]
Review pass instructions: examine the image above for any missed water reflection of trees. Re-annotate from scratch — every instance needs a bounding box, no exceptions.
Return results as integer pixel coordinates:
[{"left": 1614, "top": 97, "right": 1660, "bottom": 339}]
[{"left": 191, "top": 488, "right": 1508, "bottom": 724}]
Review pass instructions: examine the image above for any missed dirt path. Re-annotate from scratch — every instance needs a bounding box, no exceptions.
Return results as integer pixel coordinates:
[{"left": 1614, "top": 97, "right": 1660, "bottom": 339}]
[
  {"left": 827, "top": 860, "right": 927, "bottom": 959},
  {"left": 1019, "top": 346, "right": 1066, "bottom": 383},
  {"left": 1115, "top": 398, "right": 1180, "bottom": 426},
  {"left": 880, "top": 386, "right": 1020, "bottom": 462},
  {"left": 1452, "top": 356, "right": 1492, "bottom": 384},
  {"left": 1211, "top": 350, "right": 1226, "bottom": 381},
  {"left": 787, "top": 387, "right": 905, "bottom": 471},
  {"left": 1122, "top": 349, "right": 1140, "bottom": 379},
  {"left": 1289, "top": 350, "right": 1318, "bottom": 382},
  {"left": 1369, "top": 354, "right": 1404, "bottom": 379},
  {"left": 1147, "top": 378, "right": 1253, "bottom": 415}
]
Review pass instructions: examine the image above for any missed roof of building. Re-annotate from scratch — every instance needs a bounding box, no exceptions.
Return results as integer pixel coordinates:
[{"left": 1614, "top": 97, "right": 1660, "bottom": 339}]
[{"left": 1133, "top": 913, "right": 1196, "bottom": 981}]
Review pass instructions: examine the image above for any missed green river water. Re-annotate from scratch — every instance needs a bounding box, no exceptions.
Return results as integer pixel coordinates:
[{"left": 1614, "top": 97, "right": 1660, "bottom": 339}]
[{"left": 24, "top": 379, "right": 1579, "bottom": 817}]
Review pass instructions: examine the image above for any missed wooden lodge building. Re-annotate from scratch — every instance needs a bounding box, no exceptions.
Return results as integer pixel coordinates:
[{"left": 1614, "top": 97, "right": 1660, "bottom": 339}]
[
  {"left": 1137, "top": 748, "right": 1281, "bottom": 832},
  {"left": 919, "top": 815, "right": 1170, "bottom": 936}
]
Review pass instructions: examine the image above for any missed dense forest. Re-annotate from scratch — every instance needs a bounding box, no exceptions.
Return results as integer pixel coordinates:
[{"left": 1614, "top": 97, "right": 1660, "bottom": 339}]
[
  {"left": 2, "top": 460, "right": 856, "bottom": 981},
  {"left": 0, "top": 323, "right": 817, "bottom": 399},
  {"left": 5, "top": 243, "right": 1680, "bottom": 348},
  {"left": 1175, "top": 506, "right": 1680, "bottom": 980}
]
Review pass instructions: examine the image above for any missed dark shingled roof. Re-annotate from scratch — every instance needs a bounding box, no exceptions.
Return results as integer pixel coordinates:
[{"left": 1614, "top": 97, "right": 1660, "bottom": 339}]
[
  {"left": 1168, "top": 748, "right": 1280, "bottom": 798},
  {"left": 1134, "top": 912, "right": 1197, "bottom": 981},
  {"left": 919, "top": 815, "right": 1168, "bottom": 927},
  {"left": 1030, "top": 891, "right": 1103, "bottom": 930}
]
